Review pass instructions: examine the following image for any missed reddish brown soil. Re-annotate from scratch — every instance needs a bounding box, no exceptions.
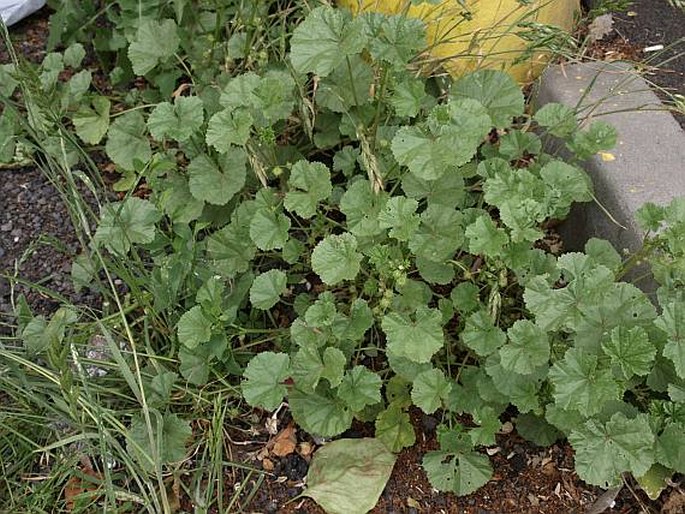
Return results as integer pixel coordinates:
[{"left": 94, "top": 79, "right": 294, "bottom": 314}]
[{"left": 218, "top": 409, "right": 680, "bottom": 514}]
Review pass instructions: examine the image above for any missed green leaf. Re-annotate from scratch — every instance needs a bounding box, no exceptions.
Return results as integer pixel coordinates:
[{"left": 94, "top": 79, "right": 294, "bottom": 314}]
[
  {"left": 636, "top": 202, "right": 666, "bottom": 232},
  {"left": 291, "top": 318, "right": 326, "bottom": 348},
  {"left": 545, "top": 402, "right": 585, "bottom": 435},
  {"left": 73, "top": 96, "right": 111, "bottom": 145},
  {"left": 250, "top": 270, "right": 287, "bottom": 310},
  {"left": 548, "top": 347, "right": 621, "bottom": 416},
  {"left": 21, "top": 317, "right": 49, "bottom": 354},
  {"left": 187, "top": 149, "right": 246, "bottom": 205},
  {"left": 401, "top": 170, "right": 465, "bottom": 208},
  {"left": 515, "top": 413, "right": 561, "bottom": 447},
  {"left": 304, "top": 438, "right": 396, "bottom": 514},
  {"left": 484, "top": 354, "right": 542, "bottom": 413},
  {"left": 375, "top": 403, "right": 416, "bottom": 452},
  {"left": 242, "top": 352, "right": 291, "bottom": 411},
  {"left": 128, "top": 19, "right": 180, "bottom": 75},
  {"left": 382, "top": 307, "right": 444, "bottom": 363},
  {"left": 147, "top": 96, "right": 204, "bottom": 142},
  {"left": 195, "top": 276, "right": 225, "bottom": 314},
  {"left": 321, "top": 347, "right": 347, "bottom": 388},
  {"left": 497, "top": 130, "right": 541, "bottom": 160},
  {"left": 362, "top": 12, "right": 426, "bottom": 68},
  {"left": 411, "top": 368, "right": 452, "bottom": 414},
  {"left": 568, "top": 413, "right": 655, "bottom": 487},
  {"left": 305, "top": 292, "right": 338, "bottom": 327},
  {"left": 284, "top": 160, "right": 333, "bottom": 218},
  {"left": 655, "top": 302, "right": 685, "bottom": 378},
  {"left": 39, "top": 53, "right": 63, "bottom": 90},
  {"left": 340, "top": 180, "right": 388, "bottom": 237},
  {"left": 337, "top": 366, "right": 382, "bottom": 411},
  {"left": 540, "top": 160, "right": 592, "bottom": 213},
  {"left": 176, "top": 305, "right": 213, "bottom": 349},
  {"left": 0, "top": 110, "right": 17, "bottom": 163},
  {"left": 389, "top": 76, "right": 427, "bottom": 117},
  {"left": 450, "top": 70, "right": 524, "bottom": 128},
  {"left": 157, "top": 172, "right": 204, "bottom": 224},
  {"left": 205, "top": 109, "right": 253, "bottom": 151},
  {"left": 585, "top": 237, "right": 623, "bottom": 272},
  {"left": 465, "top": 215, "right": 508, "bottom": 258},
  {"left": 469, "top": 406, "right": 502, "bottom": 447},
  {"left": 22, "top": 307, "right": 77, "bottom": 354},
  {"left": 339, "top": 180, "right": 388, "bottom": 237},
  {"left": 63, "top": 43, "right": 86, "bottom": 68},
  {"left": 423, "top": 447, "right": 492, "bottom": 496},
  {"left": 390, "top": 277, "right": 431, "bottom": 311},
  {"left": 311, "top": 233, "right": 362, "bottom": 285},
  {"left": 206, "top": 204, "right": 258, "bottom": 277},
  {"left": 655, "top": 422, "right": 685, "bottom": 474},
  {"left": 524, "top": 276, "right": 577, "bottom": 332},
  {"left": 0, "top": 64, "right": 18, "bottom": 97},
  {"left": 333, "top": 146, "right": 359, "bottom": 176},
  {"left": 461, "top": 310, "right": 506, "bottom": 357},
  {"left": 391, "top": 126, "right": 453, "bottom": 181},
  {"left": 415, "top": 256, "right": 455, "bottom": 285},
  {"left": 178, "top": 347, "right": 209, "bottom": 385},
  {"left": 94, "top": 197, "right": 160, "bottom": 255},
  {"left": 408, "top": 204, "right": 464, "bottom": 262},
  {"left": 292, "top": 345, "right": 325, "bottom": 392},
  {"left": 249, "top": 209, "right": 291, "bottom": 251},
  {"left": 316, "top": 55, "right": 373, "bottom": 112},
  {"left": 290, "top": 6, "right": 366, "bottom": 77},
  {"left": 340, "top": 299, "right": 374, "bottom": 342},
  {"left": 441, "top": 98, "right": 493, "bottom": 163},
  {"left": 66, "top": 70, "right": 92, "bottom": 104},
  {"left": 569, "top": 121, "right": 617, "bottom": 160},
  {"left": 146, "top": 371, "right": 178, "bottom": 409},
  {"left": 128, "top": 412, "right": 191, "bottom": 471},
  {"left": 105, "top": 111, "right": 151, "bottom": 170},
  {"left": 378, "top": 196, "right": 420, "bottom": 241},
  {"left": 636, "top": 464, "right": 673, "bottom": 500},
  {"left": 534, "top": 102, "right": 577, "bottom": 138},
  {"left": 498, "top": 199, "right": 545, "bottom": 243},
  {"left": 499, "top": 320, "right": 550, "bottom": 375},
  {"left": 282, "top": 238, "right": 305, "bottom": 265},
  {"left": 289, "top": 388, "right": 353, "bottom": 437},
  {"left": 218, "top": 72, "right": 259, "bottom": 110},
  {"left": 252, "top": 70, "right": 296, "bottom": 124},
  {"left": 602, "top": 326, "right": 656, "bottom": 378},
  {"left": 450, "top": 282, "right": 481, "bottom": 314}
]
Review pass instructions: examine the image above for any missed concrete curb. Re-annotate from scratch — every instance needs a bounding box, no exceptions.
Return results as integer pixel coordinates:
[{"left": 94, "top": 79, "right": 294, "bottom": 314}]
[{"left": 534, "top": 61, "right": 685, "bottom": 292}]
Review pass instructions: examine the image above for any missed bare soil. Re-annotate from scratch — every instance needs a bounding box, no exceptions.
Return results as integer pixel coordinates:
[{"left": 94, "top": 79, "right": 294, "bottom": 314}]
[{"left": 583, "top": 0, "right": 685, "bottom": 129}]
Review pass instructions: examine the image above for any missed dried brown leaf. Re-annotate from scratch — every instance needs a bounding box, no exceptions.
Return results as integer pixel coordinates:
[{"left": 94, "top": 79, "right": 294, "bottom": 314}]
[{"left": 271, "top": 423, "right": 297, "bottom": 457}]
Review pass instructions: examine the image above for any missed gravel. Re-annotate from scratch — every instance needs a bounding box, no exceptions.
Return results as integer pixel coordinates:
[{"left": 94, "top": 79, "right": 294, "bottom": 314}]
[{"left": 0, "top": 167, "right": 101, "bottom": 323}]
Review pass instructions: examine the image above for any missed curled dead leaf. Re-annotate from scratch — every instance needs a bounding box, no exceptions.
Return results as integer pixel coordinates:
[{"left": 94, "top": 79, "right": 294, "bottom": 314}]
[
  {"left": 271, "top": 423, "right": 297, "bottom": 457},
  {"left": 297, "top": 441, "right": 313, "bottom": 459},
  {"left": 64, "top": 466, "right": 102, "bottom": 511}
]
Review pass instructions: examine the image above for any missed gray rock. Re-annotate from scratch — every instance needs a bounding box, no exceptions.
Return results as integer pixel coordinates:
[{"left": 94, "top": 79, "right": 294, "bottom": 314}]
[{"left": 534, "top": 61, "right": 685, "bottom": 295}]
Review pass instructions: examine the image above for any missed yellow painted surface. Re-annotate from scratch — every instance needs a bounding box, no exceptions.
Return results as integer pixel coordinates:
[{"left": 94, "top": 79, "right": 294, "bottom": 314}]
[{"left": 338, "top": 0, "right": 580, "bottom": 83}]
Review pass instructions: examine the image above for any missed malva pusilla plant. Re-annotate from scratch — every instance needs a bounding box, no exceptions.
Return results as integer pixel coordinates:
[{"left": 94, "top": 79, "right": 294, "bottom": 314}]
[{"left": 2, "top": 1, "right": 684, "bottom": 505}]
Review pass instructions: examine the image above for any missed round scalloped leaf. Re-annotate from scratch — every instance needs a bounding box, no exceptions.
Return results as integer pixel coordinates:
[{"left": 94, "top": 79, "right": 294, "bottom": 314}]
[
  {"left": 311, "top": 233, "right": 362, "bottom": 285},
  {"left": 304, "top": 438, "right": 396, "bottom": 514},
  {"left": 250, "top": 269, "right": 287, "bottom": 310},
  {"left": 242, "top": 352, "right": 291, "bottom": 411}
]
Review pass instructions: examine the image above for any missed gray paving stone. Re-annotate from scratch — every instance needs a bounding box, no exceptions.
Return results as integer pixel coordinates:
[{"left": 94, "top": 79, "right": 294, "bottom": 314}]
[{"left": 534, "top": 61, "right": 685, "bottom": 292}]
